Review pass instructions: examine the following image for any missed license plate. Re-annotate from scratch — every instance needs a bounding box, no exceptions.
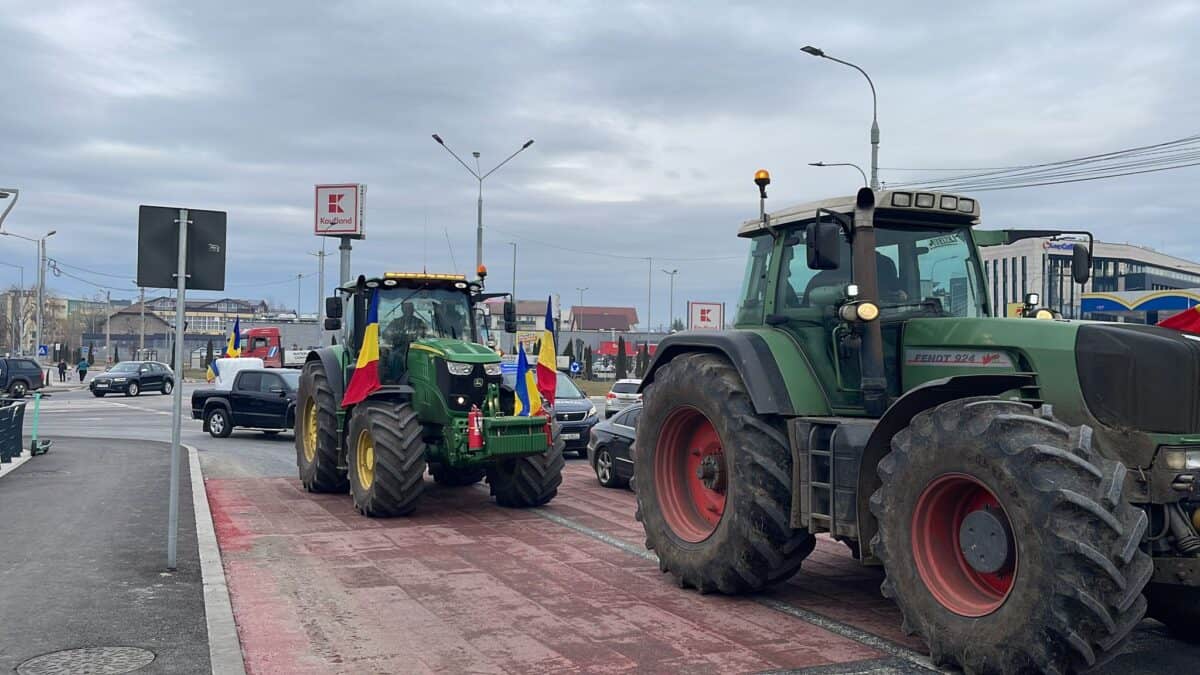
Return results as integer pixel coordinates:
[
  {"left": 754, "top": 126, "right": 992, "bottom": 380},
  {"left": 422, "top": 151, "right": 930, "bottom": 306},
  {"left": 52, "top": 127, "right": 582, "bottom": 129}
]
[{"left": 562, "top": 433, "right": 580, "bottom": 440}]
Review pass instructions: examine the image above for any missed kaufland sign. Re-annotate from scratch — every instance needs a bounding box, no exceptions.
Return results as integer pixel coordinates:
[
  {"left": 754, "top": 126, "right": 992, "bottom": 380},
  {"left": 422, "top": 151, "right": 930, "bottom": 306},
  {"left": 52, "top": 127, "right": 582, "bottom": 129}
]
[
  {"left": 314, "top": 184, "right": 366, "bottom": 238},
  {"left": 688, "top": 301, "right": 725, "bottom": 330}
]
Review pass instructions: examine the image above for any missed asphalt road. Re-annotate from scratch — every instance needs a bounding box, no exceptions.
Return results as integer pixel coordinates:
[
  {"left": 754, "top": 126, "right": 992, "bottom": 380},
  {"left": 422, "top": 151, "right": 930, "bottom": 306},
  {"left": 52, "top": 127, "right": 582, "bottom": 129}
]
[{"left": 19, "top": 385, "right": 1200, "bottom": 673}]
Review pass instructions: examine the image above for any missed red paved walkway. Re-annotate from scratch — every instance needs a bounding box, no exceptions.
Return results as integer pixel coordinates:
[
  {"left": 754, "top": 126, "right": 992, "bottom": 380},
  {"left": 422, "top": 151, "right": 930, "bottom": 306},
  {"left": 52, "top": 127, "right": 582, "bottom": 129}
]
[{"left": 207, "top": 462, "right": 919, "bottom": 674}]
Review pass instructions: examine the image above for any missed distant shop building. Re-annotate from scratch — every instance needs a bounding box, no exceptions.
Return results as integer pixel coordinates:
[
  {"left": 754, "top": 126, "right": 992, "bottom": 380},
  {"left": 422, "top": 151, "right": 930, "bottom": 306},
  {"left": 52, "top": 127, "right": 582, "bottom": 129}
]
[{"left": 978, "top": 236, "right": 1200, "bottom": 320}]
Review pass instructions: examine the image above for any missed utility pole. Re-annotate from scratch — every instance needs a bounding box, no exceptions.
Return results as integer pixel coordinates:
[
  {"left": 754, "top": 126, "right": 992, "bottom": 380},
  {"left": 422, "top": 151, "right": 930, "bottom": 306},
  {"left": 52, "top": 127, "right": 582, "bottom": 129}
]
[
  {"left": 801, "top": 46, "right": 881, "bottom": 190},
  {"left": 576, "top": 287, "right": 588, "bottom": 307},
  {"left": 661, "top": 269, "right": 678, "bottom": 330},
  {"left": 139, "top": 287, "right": 146, "bottom": 357},
  {"left": 645, "top": 257, "right": 652, "bottom": 333},
  {"left": 509, "top": 242, "right": 517, "bottom": 300},
  {"left": 310, "top": 243, "right": 328, "bottom": 333},
  {"left": 104, "top": 290, "right": 111, "bottom": 365},
  {"left": 296, "top": 273, "right": 303, "bottom": 316}
]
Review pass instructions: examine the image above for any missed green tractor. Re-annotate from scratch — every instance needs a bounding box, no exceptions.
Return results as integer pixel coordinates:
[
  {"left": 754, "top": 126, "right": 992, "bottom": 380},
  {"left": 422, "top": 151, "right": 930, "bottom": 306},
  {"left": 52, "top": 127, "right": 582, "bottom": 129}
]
[
  {"left": 296, "top": 271, "right": 564, "bottom": 516},
  {"left": 635, "top": 178, "right": 1200, "bottom": 672}
]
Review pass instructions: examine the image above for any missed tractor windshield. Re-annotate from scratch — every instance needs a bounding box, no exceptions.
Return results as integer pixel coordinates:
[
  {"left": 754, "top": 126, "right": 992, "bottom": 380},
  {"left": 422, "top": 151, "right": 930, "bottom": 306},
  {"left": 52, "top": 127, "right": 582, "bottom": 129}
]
[{"left": 377, "top": 286, "right": 476, "bottom": 345}]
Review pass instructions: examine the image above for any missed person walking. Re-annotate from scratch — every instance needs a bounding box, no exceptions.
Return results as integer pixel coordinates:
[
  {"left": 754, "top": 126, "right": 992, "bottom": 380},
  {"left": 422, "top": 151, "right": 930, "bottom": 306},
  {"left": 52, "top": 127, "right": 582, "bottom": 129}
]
[
  {"left": 77, "top": 357, "right": 89, "bottom": 382},
  {"left": 57, "top": 359, "right": 67, "bottom": 382}
]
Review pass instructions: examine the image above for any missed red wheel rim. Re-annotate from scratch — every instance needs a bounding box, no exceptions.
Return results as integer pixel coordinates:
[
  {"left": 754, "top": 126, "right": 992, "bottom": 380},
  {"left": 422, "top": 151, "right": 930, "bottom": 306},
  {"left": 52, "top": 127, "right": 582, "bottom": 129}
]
[
  {"left": 654, "top": 407, "right": 727, "bottom": 542},
  {"left": 910, "top": 473, "right": 1016, "bottom": 617}
]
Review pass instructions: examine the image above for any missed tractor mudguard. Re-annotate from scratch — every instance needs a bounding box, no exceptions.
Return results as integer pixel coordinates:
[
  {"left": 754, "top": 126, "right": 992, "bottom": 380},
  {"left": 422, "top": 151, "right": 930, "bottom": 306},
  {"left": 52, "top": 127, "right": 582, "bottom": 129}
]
[
  {"left": 855, "top": 373, "right": 1034, "bottom": 562},
  {"left": 641, "top": 330, "right": 799, "bottom": 416},
  {"left": 307, "top": 347, "right": 346, "bottom": 402}
]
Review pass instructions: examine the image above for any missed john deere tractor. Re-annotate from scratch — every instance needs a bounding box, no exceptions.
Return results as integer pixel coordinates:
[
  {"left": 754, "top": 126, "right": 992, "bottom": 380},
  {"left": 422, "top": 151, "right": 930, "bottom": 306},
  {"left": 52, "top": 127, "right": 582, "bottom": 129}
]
[
  {"left": 296, "top": 271, "right": 563, "bottom": 516},
  {"left": 635, "top": 178, "right": 1200, "bottom": 672}
]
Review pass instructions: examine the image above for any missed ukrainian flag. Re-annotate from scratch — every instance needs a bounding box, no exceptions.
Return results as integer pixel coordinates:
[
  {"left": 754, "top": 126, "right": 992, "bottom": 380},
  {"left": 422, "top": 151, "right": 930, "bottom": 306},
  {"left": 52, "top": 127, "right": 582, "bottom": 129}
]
[
  {"left": 513, "top": 343, "right": 543, "bottom": 416},
  {"left": 342, "top": 289, "right": 382, "bottom": 407},
  {"left": 225, "top": 317, "right": 242, "bottom": 358},
  {"left": 205, "top": 359, "right": 219, "bottom": 383}
]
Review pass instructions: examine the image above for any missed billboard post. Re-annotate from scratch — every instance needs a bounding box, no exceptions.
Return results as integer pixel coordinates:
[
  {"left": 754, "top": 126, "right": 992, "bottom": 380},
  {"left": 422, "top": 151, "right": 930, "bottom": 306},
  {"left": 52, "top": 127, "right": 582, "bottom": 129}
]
[{"left": 315, "top": 184, "right": 366, "bottom": 339}]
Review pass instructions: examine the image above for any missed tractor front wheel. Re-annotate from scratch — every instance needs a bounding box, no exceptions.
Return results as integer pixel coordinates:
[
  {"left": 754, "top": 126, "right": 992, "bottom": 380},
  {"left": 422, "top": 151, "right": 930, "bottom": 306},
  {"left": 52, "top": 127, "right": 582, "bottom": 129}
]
[
  {"left": 295, "top": 359, "right": 348, "bottom": 493},
  {"left": 871, "top": 398, "right": 1151, "bottom": 673},
  {"left": 634, "top": 352, "right": 815, "bottom": 594},
  {"left": 430, "top": 463, "right": 486, "bottom": 486},
  {"left": 487, "top": 428, "right": 565, "bottom": 507},
  {"left": 347, "top": 401, "right": 426, "bottom": 516}
]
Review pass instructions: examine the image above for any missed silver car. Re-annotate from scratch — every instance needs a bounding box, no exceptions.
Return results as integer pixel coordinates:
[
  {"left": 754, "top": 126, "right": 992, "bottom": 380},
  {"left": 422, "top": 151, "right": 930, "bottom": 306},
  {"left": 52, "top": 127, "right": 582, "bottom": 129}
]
[{"left": 604, "top": 378, "right": 642, "bottom": 418}]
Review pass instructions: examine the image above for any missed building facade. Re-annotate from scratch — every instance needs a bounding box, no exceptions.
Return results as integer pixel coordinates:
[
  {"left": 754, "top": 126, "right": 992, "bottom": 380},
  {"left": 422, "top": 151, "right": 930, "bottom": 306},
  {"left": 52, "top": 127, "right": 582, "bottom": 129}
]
[{"left": 978, "top": 237, "right": 1200, "bottom": 320}]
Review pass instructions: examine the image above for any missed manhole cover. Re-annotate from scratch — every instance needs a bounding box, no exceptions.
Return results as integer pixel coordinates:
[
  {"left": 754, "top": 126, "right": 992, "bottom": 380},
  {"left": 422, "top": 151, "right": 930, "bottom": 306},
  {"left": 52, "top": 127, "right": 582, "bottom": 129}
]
[{"left": 17, "top": 647, "right": 155, "bottom": 674}]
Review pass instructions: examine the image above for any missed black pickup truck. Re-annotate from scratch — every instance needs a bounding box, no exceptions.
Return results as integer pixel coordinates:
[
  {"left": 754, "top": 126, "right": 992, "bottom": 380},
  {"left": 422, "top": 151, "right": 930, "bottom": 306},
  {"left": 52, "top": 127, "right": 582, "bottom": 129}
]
[{"left": 190, "top": 369, "right": 299, "bottom": 438}]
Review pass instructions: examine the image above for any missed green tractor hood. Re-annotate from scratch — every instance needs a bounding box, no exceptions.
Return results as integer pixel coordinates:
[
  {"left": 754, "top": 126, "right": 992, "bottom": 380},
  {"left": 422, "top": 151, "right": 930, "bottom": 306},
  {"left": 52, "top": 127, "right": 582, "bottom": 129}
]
[{"left": 412, "top": 338, "right": 501, "bottom": 364}]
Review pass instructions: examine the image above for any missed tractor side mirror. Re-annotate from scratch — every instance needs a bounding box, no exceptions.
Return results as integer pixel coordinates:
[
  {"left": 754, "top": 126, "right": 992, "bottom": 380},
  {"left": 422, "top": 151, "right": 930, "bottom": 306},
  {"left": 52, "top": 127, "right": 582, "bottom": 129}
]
[
  {"left": 1071, "top": 244, "right": 1091, "bottom": 285},
  {"left": 503, "top": 301, "right": 517, "bottom": 334},
  {"left": 325, "top": 296, "right": 343, "bottom": 319},
  {"left": 324, "top": 318, "right": 342, "bottom": 330},
  {"left": 806, "top": 221, "right": 841, "bottom": 270}
]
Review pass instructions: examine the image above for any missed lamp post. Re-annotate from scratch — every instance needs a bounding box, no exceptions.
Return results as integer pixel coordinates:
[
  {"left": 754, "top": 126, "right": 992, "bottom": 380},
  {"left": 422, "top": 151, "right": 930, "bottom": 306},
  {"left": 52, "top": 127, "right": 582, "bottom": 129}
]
[
  {"left": 661, "top": 269, "right": 678, "bottom": 331},
  {"left": 509, "top": 242, "right": 517, "bottom": 300},
  {"left": 0, "top": 188, "right": 18, "bottom": 232},
  {"left": 296, "top": 273, "right": 303, "bottom": 316},
  {"left": 808, "top": 161, "right": 869, "bottom": 187},
  {"left": 801, "top": 46, "right": 880, "bottom": 190},
  {"left": 1, "top": 228, "right": 55, "bottom": 361},
  {"left": 576, "top": 287, "right": 588, "bottom": 307},
  {"left": 0, "top": 261, "right": 23, "bottom": 354},
  {"left": 432, "top": 134, "right": 535, "bottom": 277}
]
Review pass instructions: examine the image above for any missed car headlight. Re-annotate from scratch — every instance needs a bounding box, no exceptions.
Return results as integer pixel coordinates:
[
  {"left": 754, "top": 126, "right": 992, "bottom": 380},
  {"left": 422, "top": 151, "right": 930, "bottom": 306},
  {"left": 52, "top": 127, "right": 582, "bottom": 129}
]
[
  {"left": 112, "top": 377, "right": 127, "bottom": 382},
  {"left": 483, "top": 363, "right": 502, "bottom": 376},
  {"left": 445, "top": 361, "right": 474, "bottom": 376},
  {"left": 586, "top": 403, "right": 597, "bottom": 419}
]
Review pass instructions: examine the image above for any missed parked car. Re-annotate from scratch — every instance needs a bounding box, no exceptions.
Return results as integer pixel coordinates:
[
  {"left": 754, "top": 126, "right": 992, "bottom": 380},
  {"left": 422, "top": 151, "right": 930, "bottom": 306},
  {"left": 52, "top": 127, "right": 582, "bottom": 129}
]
[
  {"left": 503, "top": 369, "right": 599, "bottom": 457},
  {"left": 90, "top": 361, "right": 175, "bottom": 397},
  {"left": 191, "top": 369, "right": 299, "bottom": 438},
  {"left": 604, "top": 378, "right": 642, "bottom": 417},
  {"left": 587, "top": 403, "right": 640, "bottom": 489},
  {"left": 0, "top": 357, "right": 44, "bottom": 398}
]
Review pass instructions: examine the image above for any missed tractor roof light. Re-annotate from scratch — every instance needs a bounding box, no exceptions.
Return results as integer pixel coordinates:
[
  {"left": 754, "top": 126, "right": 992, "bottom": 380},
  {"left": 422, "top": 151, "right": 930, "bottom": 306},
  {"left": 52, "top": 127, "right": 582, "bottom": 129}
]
[
  {"left": 384, "top": 272, "right": 468, "bottom": 281},
  {"left": 754, "top": 169, "right": 771, "bottom": 187},
  {"left": 891, "top": 192, "right": 912, "bottom": 207},
  {"left": 382, "top": 278, "right": 398, "bottom": 286},
  {"left": 939, "top": 195, "right": 958, "bottom": 211},
  {"left": 915, "top": 193, "right": 936, "bottom": 208},
  {"left": 477, "top": 264, "right": 488, "bottom": 278}
]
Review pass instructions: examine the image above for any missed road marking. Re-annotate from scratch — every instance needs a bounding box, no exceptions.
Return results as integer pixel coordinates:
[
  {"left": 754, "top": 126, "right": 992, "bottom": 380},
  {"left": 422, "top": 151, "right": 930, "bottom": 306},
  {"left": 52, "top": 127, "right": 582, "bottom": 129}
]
[
  {"left": 187, "top": 444, "right": 247, "bottom": 675},
  {"left": 530, "top": 508, "right": 937, "bottom": 672}
]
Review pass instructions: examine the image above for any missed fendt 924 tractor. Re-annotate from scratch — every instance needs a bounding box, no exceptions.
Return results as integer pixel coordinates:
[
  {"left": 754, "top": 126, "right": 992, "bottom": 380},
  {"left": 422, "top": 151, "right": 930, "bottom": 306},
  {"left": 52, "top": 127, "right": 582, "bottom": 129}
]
[
  {"left": 635, "top": 178, "right": 1200, "bottom": 673},
  {"left": 296, "top": 271, "right": 564, "bottom": 516}
]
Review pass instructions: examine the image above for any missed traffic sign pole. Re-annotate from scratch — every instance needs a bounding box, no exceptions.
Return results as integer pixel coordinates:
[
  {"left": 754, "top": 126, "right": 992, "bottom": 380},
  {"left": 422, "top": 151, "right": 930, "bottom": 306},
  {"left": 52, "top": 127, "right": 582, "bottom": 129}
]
[{"left": 167, "top": 208, "right": 189, "bottom": 570}]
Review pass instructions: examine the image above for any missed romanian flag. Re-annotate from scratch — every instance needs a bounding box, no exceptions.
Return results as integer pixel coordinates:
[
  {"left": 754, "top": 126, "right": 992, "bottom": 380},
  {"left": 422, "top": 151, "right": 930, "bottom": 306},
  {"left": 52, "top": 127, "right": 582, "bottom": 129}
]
[
  {"left": 224, "top": 317, "right": 242, "bottom": 358},
  {"left": 537, "top": 296, "right": 557, "bottom": 405},
  {"left": 342, "top": 289, "right": 382, "bottom": 407},
  {"left": 514, "top": 343, "right": 543, "bottom": 416},
  {"left": 1158, "top": 306, "right": 1200, "bottom": 334}
]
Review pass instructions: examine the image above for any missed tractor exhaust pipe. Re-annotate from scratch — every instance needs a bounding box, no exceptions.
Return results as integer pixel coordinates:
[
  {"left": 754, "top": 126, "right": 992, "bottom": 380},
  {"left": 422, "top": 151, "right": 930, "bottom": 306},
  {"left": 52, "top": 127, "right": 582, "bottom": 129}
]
[{"left": 852, "top": 188, "right": 887, "bottom": 416}]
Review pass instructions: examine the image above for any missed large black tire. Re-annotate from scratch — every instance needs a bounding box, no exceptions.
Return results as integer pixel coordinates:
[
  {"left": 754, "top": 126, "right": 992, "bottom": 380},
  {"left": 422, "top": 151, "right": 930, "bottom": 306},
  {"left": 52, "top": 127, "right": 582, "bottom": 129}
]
[
  {"left": 1146, "top": 583, "right": 1200, "bottom": 643},
  {"left": 486, "top": 429, "right": 565, "bottom": 507},
  {"left": 347, "top": 400, "right": 426, "bottom": 517},
  {"left": 8, "top": 381, "right": 27, "bottom": 398},
  {"left": 634, "top": 353, "right": 816, "bottom": 594},
  {"left": 295, "top": 359, "right": 349, "bottom": 493},
  {"left": 870, "top": 398, "right": 1152, "bottom": 674},
  {"left": 430, "top": 463, "right": 486, "bottom": 486}
]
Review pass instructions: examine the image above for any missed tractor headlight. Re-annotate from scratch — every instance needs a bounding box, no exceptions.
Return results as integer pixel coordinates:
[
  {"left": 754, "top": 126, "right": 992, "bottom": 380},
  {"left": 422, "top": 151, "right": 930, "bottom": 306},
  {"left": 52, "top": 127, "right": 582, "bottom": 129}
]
[
  {"left": 1162, "top": 447, "right": 1200, "bottom": 470},
  {"left": 483, "top": 363, "right": 502, "bottom": 376},
  {"left": 446, "top": 361, "right": 474, "bottom": 376}
]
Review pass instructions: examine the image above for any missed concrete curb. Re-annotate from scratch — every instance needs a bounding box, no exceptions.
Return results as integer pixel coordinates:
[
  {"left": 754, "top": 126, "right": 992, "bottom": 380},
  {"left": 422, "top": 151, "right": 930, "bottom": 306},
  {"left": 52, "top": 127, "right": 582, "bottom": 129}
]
[
  {"left": 187, "top": 444, "right": 247, "bottom": 675},
  {"left": 0, "top": 450, "right": 33, "bottom": 480}
]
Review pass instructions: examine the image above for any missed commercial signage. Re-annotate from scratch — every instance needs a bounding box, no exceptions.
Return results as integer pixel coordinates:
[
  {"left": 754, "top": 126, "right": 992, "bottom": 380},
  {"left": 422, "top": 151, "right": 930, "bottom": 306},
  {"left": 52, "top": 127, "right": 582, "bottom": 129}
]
[
  {"left": 688, "top": 302, "right": 725, "bottom": 330},
  {"left": 314, "top": 184, "right": 366, "bottom": 238},
  {"left": 1041, "top": 240, "right": 1082, "bottom": 252},
  {"left": 904, "top": 349, "right": 1014, "bottom": 368}
]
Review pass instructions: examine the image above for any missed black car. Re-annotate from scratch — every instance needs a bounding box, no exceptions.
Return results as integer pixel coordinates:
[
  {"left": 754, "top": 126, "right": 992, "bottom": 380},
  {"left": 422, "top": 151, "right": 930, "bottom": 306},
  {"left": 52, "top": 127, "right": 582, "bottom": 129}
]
[
  {"left": 191, "top": 369, "right": 299, "bottom": 438},
  {"left": 0, "top": 357, "right": 44, "bottom": 398},
  {"left": 503, "top": 370, "right": 599, "bottom": 456},
  {"left": 587, "top": 403, "right": 640, "bottom": 489},
  {"left": 90, "top": 361, "right": 175, "bottom": 397}
]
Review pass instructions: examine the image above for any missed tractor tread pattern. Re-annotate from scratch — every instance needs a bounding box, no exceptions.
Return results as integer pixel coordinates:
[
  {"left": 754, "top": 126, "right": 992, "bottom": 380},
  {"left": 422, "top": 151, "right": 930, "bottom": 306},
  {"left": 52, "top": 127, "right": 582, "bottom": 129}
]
[
  {"left": 296, "top": 360, "right": 349, "bottom": 493},
  {"left": 634, "top": 352, "right": 816, "bottom": 595},
  {"left": 868, "top": 397, "right": 1151, "bottom": 674},
  {"left": 348, "top": 401, "right": 426, "bottom": 517}
]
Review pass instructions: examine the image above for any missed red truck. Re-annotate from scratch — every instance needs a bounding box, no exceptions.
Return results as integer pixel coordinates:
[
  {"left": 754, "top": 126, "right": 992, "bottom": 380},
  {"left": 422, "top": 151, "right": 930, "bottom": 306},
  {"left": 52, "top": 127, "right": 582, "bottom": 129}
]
[{"left": 239, "top": 327, "right": 283, "bottom": 367}]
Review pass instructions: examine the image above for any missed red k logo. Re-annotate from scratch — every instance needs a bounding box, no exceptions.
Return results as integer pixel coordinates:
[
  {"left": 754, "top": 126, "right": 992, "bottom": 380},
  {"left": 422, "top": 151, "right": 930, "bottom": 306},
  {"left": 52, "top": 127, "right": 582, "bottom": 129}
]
[
  {"left": 699, "top": 309, "right": 711, "bottom": 323},
  {"left": 327, "top": 194, "right": 345, "bottom": 213}
]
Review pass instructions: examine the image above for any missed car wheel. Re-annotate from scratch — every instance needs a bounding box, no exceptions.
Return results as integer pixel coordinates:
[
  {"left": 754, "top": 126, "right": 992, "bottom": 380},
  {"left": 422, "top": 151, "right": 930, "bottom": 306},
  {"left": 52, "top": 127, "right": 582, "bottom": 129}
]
[
  {"left": 206, "top": 408, "right": 232, "bottom": 438},
  {"left": 126, "top": 382, "right": 140, "bottom": 397},
  {"left": 162, "top": 380, "right": 173, "bottom": 395},
  {"left": 595, "top": 448, "right": 626, "bottom": 488},
  {"left": 9, "top": 381, "right": 27, "bottom": 398}
]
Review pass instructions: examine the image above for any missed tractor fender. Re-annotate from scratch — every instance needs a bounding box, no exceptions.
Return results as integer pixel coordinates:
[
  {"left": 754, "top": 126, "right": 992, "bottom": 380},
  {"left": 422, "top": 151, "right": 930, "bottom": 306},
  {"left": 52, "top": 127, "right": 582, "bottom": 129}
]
[
  {"left": 306, "top": 347, "right": 345, "bottom": 402},
  {"left": 855, "top": 373, "right": 1035, "bottom": 562},
  {"left": 640, "top": 330, "right": 797, "bottom": 416}
]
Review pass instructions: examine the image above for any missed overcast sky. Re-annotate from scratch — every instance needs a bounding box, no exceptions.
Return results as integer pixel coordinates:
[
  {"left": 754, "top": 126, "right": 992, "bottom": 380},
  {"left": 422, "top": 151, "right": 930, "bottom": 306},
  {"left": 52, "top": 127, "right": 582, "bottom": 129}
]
[{"left": 2, "top": 0, "right": 1199, "bottom": 327}]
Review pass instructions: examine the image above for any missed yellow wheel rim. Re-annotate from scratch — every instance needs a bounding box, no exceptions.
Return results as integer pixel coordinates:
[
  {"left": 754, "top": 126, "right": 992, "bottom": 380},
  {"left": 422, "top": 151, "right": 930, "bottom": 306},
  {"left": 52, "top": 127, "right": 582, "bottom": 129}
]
[
  {"left": 303, "top": 398, "right": 318, "bottom": 463},
  {"left": 356, "top": 428, "right": 375, "bottom": 489}
]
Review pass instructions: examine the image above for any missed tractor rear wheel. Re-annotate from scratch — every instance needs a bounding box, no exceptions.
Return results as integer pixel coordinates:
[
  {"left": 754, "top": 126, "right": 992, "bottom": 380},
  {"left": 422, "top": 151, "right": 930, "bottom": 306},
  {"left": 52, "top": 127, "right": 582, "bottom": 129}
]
[
  {"left": 486, "top": 428, "right": 565, "bottom": 507},
  {"left": 634, "top": 353, "right": 815, "bottom": 594},
  {"left": 347, "top": 400, "right": 426, "bottom": 516},
  {"left": 430, "top": 463, "right": 486, "bottom": 486},
  {"left": 871, "top": 398, "right": 1151, "bottom": 673},
  {"left": 295, "top": 359, "right": 349, "bottom": 493}
]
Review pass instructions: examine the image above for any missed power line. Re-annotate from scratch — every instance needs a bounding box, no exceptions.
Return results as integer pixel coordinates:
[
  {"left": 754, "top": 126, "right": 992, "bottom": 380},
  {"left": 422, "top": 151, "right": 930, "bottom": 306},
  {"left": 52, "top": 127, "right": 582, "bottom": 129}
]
[{"left": 489, "top": 226, "right": 742, "bottom": 262}]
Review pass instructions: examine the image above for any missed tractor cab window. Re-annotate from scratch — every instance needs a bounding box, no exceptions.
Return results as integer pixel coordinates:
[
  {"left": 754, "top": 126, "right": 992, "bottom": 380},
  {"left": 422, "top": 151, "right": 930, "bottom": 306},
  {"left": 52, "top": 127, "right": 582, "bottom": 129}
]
[
  {"left": 736, "top": 234, "right": 774, "bottom": 325},
  {"left": 874, "top": 225, "right": 985, "bottom": 319},
  {"left": 377, "top": 287, "right": 475, "bottom": 345}
]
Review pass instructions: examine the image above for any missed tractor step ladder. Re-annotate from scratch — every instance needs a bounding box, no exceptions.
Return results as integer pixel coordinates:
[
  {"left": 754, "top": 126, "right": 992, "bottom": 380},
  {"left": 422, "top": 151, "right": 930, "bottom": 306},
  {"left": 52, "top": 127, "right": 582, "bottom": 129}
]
[{"left": 804, "top": 423, "right": 837, "bottom": 534}]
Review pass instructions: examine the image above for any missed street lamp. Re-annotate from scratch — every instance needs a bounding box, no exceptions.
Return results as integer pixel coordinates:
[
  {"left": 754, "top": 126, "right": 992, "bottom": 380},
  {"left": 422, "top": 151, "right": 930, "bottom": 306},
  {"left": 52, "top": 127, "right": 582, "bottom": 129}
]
[
  {"left": 0, "top": 261, "right": 24, "bottom": 354},
  {"left": 1, "top": 228, "right": 55, "bottom": 361},
  {"left": 0, "top": 188, "right": 18, "bottom": 232},
  {"left": 432, "top": 134, "right": 535, "bottom": 277},
  {"left": 809, "top": 161, "right": 869, "bottom": 187},
  {"left": 801, "top": 46, "right": 880, "bottom": 190},
  {"left": 661, "top": 269, "right": 678, "bottom": 332},
  {"left": 575, "top": 287, "right": 588, "bottom": 307}
]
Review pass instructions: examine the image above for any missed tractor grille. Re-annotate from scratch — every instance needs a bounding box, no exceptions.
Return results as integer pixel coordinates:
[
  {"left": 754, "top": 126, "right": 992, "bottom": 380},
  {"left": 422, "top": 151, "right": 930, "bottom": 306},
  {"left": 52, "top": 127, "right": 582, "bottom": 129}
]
[{"left": 435, "top": 361, "right": 502, "bottom": 413}]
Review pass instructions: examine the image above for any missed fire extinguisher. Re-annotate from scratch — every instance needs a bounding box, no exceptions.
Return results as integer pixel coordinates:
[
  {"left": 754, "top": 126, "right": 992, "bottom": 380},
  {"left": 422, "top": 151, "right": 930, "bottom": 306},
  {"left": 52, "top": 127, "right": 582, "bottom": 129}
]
[{"left": 467, "top": 405, "right": 484, "bottom": 451}]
